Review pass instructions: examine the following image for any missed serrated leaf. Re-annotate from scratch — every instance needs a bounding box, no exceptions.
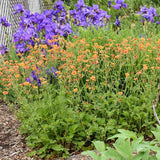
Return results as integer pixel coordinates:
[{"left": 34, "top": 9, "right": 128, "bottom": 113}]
[
  {"left": 132, "top": 136, "right": 144, "bottom": 152},
  {"left": 105, "top": 147, "right": 124, "bottom": 160},
  {"left": 108, "top": 129, "right": 137, "bottom": 140},
  {"left": 93, "top": 141, "right": 105, "bottom": 152},
  {"left": 52, "top": 144, "right": 64, "bottom": 151},
  {"left": 113, "top": 138, "right": 132, "bottom": 159}
]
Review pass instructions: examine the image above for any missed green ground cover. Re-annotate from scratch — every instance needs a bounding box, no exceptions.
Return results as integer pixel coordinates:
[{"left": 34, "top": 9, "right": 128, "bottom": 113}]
[{"left": 0, "top": 0, "right": 160, "bottom": 159}]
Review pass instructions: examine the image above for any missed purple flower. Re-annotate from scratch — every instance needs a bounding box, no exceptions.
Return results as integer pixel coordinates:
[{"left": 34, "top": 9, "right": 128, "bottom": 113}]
[
  {"left": 138, "top": 6, "right": 158, "bottom": 23},
  {"left": 75, "top": 0, "right": 85, "bottom": 10},
  {"left": 37, "top": 78, "right": 41, "bottom": 86},
  {"left": 108, "top": 1, "right": 112, "bottom": 8},
  {"left": 113, "top": 0, "right": 127, "bottom": 10},
  {"left": 0, "top": 17, "right": 11, "bottom": 27},
  {"left": 139, "top": 6, "right": 148, "bottom": 14},
  {"left": 31, "top": 71, "right": 37, "bottom": 81},
  {"left": 114, "top": 15, "right": 120, "bottom": 26},
  {"left": 15, "top": 42, "right": 27, "bottom": 52},
  {"left": 67, "top": 0, "right": 70, "bottom": 6},
  {"left": 0, "top": 44, "right": 8, "bottom": 55},
  {"left": 14, "top": 4, "right": 24, "bottom": 14},
  {"left": 148, "top": 7, "right": 158, "bottom": 16},
  {"left": 26, "top": 77, "right": 32, "bottom": 83}
]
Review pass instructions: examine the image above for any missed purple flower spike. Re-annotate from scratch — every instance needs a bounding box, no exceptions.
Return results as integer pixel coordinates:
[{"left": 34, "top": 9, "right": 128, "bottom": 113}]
[
  {"left": 114, "top": 15, "right": 120, "bottom": 26},
  {"left": 0, "top": 17, "right": 11, "bottom": 27},
  {"left": 14, "top": 4, "right": 24, "bottom": 14},
  {"left": 37, "top": 78, "right": 41, "bottom": 86},
  {"left": 108, "top": 1, "right": 112, "bottom": 8},
  {"left": 0, "top": 44, "right": 8, "bottom": 55}
]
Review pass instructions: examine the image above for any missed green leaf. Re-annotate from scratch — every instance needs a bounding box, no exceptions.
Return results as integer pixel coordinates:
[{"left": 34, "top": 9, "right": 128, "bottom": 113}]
[
  {"left": 132, "top": 136, "right": 144, "bottom": 152},
  {"left": 93, "top": 141, "right": 105, "bottom": 152},
  {"left": 105, "top": 147, "right": 125, "bottom": 160},
  {"left": 113, "top": 138, "right": 132, "bottom": 159},
  {"left": 27, "top": 150, "right": 37, "bottom": 157},
  {"left": 52, "top": 144, "right": 64, "bottom": 151},
  {"left": 82, "top": 151, "right": 101, "bottom": 160},
  {"left": 156, "top": 150, "right": 160, "bottom": 160},
  {"left": 132, "top": 152, "right": 147, "bottom": 160},
  {"left": 108, "top": 129, "right": 137, "bottom": 140},
  {"left": 151, "top": 125, "right": 160, "bottom": 142}
]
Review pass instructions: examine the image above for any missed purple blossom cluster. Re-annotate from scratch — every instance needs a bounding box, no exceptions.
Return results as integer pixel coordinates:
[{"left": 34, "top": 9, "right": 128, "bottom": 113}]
[
  {"left": 26, "top": 67, "right": 58, "bottom": 86},
  {"left": 70, "top": 0, "right": 111, "bottom": 28},
  {"left": 137, "top": 6, "right": 159, "bottom": 23},
  {"left": 0, "top": 17, "right": 11, "bottom": 27},
  {"left": 3, "top": 0, "right": 112, "bottom": 53},
  {"left": 13, "top": 1, "right": 73, "bottom": 53},
  {"left": 112, "top": 0, "right": 127, "bottom": 10},
  {"left": 0, "top": 44, "right": 8, "bottom": 55}
]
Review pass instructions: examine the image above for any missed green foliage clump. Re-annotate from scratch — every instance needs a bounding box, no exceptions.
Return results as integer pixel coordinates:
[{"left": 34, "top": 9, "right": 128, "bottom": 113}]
[{"left": 82, "top": 125, "right": 160, "bottom": 160}]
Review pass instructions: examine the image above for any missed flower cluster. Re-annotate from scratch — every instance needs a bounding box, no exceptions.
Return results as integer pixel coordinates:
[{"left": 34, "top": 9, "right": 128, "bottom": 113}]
[
  {"left": 137, "top": 6, "right": 159, "bottom": 23},
  {"left": 0, "top": 44, "right": 8, "bottom": 55},
  {"left": 26, "top": 66, "right": 58, "bottom": 86},
  {"left": 112, "top": 0, "right": 127, "bottom": 10},
  {"left": 5, "top": 0, "right": 112, "bottom": 53},
  {"left": 70, "top": 0, "right": 111, "bottom": 28},
  {"left": 13, "top": 1, "right": 73, "bottom": 53},
  {"left": 0, "top": 16, "right": 11, "bottom": 27}
]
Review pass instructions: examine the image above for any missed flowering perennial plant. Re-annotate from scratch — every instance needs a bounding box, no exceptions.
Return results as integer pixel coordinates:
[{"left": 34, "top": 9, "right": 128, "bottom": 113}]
[
  {"left": 137, "top": 6, "right": 159, "bottom": 23},
  {"left": 70, "top": 0, "right": 111, "bottom": 28},
  {"left": 0, "top": 0, "right": 112, "bottom": 54},
  {"left": 112, "top": 0, "right": 127, "bottom": 10}
]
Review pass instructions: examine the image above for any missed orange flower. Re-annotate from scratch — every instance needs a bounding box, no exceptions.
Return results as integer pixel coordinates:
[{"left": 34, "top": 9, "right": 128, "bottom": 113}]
[
  {"left": 85, "top": 101, "right": 88, "bottom": 104},
  {"left": 125, "top": 73, "right": 129, "bottom": 78},
  {"left": 72, "top": 70, "right": 77, "bottom": 76},
  {"left": 123, "top": 50, "right": 128, "bottom": 54},
  {"left": 73, "top": 88, "right": 78, "bottom": 92},
  {"left": 23, "top": 82, "right": 30, "bottom": 85},
  {"left": 136, "top": 70, "right": 142, "bottom": 75},
  {"left": 104, "top": 81, "right": 108, "bottom": 85},
  {"left": 56, "top": 71, "right": 61, "bottom": 75},
  {"left": 17, "top": 97, "right": 20, "bottom": 100},
  {"left": 32, "top": 85, "right": 38, "bottom": 89},
  {"left": 90, "top": 76, "right": 96, "bottom": 81},
  {"left": 42, "top": 81, "right": 47, "bottom": 84},
  {"left": 143, "top": 64, "right": 148, "bottom": 70},
  {"left": 118, "top": 92, "right": 123, "bottom": 96},
  {"left": 3, "top": 91, "right": 8, "bottom": 95},
  {"left": 15, "top": 74, "right": 20, "bottom": 78}
]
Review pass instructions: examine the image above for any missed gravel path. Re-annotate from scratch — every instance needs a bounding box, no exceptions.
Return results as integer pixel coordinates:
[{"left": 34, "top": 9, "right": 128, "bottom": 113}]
[
  {"left": 0, "top": 101, "right": 33, "bottom": 160},
  {"left": 0, "top": 101, "right": 93, "bottom": 160}
]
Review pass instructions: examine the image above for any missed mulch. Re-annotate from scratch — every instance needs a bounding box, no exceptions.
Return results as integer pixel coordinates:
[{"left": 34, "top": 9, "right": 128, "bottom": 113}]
[{"left": 0, "top": 101, "right": 93, "bottom": 160}]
